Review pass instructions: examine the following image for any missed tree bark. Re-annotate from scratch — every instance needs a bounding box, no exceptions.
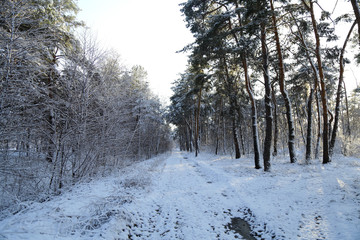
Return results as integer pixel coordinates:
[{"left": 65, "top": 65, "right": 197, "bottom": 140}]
[
  {"left": 261, "top": 21, "right": 272, "bottom": 172},
  {"left": 302, "top": 0, "right": 330, "bottom": 163},
  {"left": 236, "top": 106, "right": 246, "bottom": 156},
  {"left": 295, "top": 100, "right": 306, "bottom": 145},
  {"left": 185, "top": 119, "right": 193, "bottom": 152},
  {"left": 215, "top": 102, "right": 222, "bottom": 155},
  {"left": 343, "top": 81, "right": 351, "bottom": 137},
  {"left": 232, "top": 118, "right": 241, "bottom": 159},
  {"left": 315, "top": 89, "right": 322, "bottom": 159},
  {"left": 223, "top": 58, "right": 241, "bottom": 159},
  {"left": 242, "top": 57, "right": 261, "bottom": 169},
  {"left": 329, "top": 21, "right": 356, "bottom": 157},
  {"left": 46, "top": 53, "right": 58, "bottom": 163},
  {"left": 289, "top": 10, "right": 322, "bottom": 162},
  {"left": 350, "top": 0, "right": 360, "bottom": 45},
  {"left": 232, "top": 2, "right": 261, "bottom": 168},
  {"left": 306, "top": 89, "right": 314, "bottom": 163},
  {"left": 270, "top": 0, "right": 297, "bottom": 163},
  {"left": 271, "top": 84, "right": 278, "bottom": 157},
  {"left": 342, "top": 81, "right": 351, "bottom": 155},
  {"left": 195, "top": 88, "right": 202, "bottom": 157}
]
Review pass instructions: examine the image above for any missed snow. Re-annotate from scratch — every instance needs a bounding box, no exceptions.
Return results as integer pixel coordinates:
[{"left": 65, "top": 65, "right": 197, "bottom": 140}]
[{"left": 0, "top": 151, "right": 359, "bottom": 239}]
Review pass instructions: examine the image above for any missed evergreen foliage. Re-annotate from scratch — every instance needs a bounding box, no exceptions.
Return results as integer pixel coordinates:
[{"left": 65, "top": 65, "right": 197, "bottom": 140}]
[{"left": 170, "top": 0, "right": 360, "bottom": 169}]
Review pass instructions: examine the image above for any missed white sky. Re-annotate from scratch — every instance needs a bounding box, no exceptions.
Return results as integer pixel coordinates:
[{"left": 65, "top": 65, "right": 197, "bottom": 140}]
[
  {"left": 76, "top": 0, "right": 359, "bottom": 102},
  {"left": 76, "top": 0, "right": 193, "bottom": 101},
  {"left": 322, "top": 0, "right": 360, "bottom": 91}
]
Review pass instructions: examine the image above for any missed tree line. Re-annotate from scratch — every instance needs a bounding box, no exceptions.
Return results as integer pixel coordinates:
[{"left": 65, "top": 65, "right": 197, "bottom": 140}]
[
  {"left": 0, "top": 0, "right": 171, "bottom": 214},
  {"left": 169, "top": 0, "right": 360, "bottom": 171}
]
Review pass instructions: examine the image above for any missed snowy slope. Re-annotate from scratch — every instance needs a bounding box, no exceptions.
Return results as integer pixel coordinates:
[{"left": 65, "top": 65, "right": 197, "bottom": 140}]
[{"left": 0, "top": 151, "right": 359, "bottom": 239}]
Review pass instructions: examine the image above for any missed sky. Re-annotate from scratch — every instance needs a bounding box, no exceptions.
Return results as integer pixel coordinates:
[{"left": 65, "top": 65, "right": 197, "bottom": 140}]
[
  {"left": 76, "top": 0, "right": 193, "bottom": 102},
  {"left": 76, "top": 0, "right": 359, "bottom": 102},
  {"left": 322, "top": 0, "right": 360, "bottom": 91}
]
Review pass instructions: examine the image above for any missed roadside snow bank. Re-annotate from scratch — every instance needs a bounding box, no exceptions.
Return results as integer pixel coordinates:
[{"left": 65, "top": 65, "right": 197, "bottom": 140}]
[
  {"left": 193, "top": 153, "right": 360, "bottom": 239},
  {"left": 0, "top": 153, "right": 168, "bottom": 239}
]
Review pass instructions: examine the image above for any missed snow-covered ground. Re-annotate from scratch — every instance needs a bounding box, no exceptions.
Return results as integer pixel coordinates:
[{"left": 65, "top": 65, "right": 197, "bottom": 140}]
[{"left": 0, "top": 150, "right": 359, "bottom": 239}]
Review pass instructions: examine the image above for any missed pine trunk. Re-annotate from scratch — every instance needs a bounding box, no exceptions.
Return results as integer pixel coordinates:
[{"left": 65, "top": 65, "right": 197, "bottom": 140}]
[
  {"left": 236, "top": 107, "right": 246, "bottom": 156},
  {"left": 290, "top": 10, "right": 322, "bottom": 161},
  {"left": 306, "top": 89, "right": 314, "bottom": 163},
  {"left": 233, "top": 3, "right": 261, "bottom": 168},
  {"left": 261, "top": 22, "right": 272, "bottom": 171},
  {"left": 343, "top": 81, "right": 352, "bottom": 155},
  {"left": 350, "top": 0, "right": 360, "bottom": 45},
  {"left": 223, "top": 57, "right": 241, "bottom": 159},
  {"left": 304, "top": 0, "right": 330, "bottom": 164},
  {"left": 343, "top": 82, "right": 351, "bottom": 137},
  {"left": 315, "top": 90, "right": 321, "bottom": 159},
  {"left": 270, "top": 0, "right": 297, "bottom": 163},
  {"left": 295, "top": 101, "right": 306, "bottom": 145},
  {"left": 329, "top": 21, "right": 356, "bottom": 157},
  {"left": 271, "top": 84, "right": 278, "bottom": 157},
  {"left": 242, "top": 57, "right": 261, "bottom": 169},
  {"left": 215, "top": 106, "right": 221, "bottom": 155},
  {"left": 232, "top": 119, "right": 241, "bottom": 159},
  {"left": 195, "top": 89, "right": 202, "bottom": 157},
  {"left": 185, "top": 119, "right": 193, "bottom": 152}
]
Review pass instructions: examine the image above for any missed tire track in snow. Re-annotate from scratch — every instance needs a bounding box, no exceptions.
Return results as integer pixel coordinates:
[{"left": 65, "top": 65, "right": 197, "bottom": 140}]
[
  {"left": 124, "top": 151, "right": 275, "bottom": 240},
  {"left": 123, "top": 151, "right": 236, "bottom": 239}
]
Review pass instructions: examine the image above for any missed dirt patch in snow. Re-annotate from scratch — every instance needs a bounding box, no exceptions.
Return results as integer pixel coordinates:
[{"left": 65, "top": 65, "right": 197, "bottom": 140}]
[{"left": 227, "top": 217, "right": 256, "bottom": 240}]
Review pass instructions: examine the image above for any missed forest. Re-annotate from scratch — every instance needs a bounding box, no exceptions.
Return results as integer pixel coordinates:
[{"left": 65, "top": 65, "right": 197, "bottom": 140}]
[
  {"left": 1, "top": 0, "right": 360, "bottom": 239},
  {"left": 0, "top": 0, "right": 172, "bottom": 215},
  {"left": 169, "top": 0, "right": 360, "bottom": 171}
]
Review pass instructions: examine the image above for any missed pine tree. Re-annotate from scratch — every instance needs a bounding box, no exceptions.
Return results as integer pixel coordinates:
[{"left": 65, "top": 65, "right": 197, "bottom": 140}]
[{"left": 270, "top": 0, "right": 297, "bottom": 163}]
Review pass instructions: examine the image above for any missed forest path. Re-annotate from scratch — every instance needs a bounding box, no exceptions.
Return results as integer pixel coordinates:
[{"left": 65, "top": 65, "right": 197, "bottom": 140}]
[
  {"left": 0, "top": 150, "right": 272, "bottom": 240},
  {"left": 2, "top": 150, "right": 359, "bottom": 239},
  {"left": 122, "top": 150, "right": 268, "bottom": 240}
]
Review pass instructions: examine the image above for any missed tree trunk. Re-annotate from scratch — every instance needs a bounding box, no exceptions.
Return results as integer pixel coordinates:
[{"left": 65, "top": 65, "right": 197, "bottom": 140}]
[
  {"left": 315, "top": 89, "right": 321, "bottom": 159},
  {"left": 45, "top": 51, "right": 59, "bottom": 163},
  {"left": 350, "top": 0, "right": 360, "bottom": 45},
  {"left": 223, "top": 57, "right": 241, "bottom": 159},
  {"left": 342, "top": 81, "right": 352, "bottom": 155},
  {"left": 305, "top": 89, "right": 314, "bottom": 163},
  {"left": 215, "top": 106, "right": 221, "bottom": 155},
  {"left": 195, "top": 89, "right": 202, "bottom": 157},
  {"left": 239, "top": 120, "right": 246, "bottom": 156},
  {"left": 328, "top": 109, "right": 334, "bottom": 141},
  {"left": 295, "top": 100, "right": 306, "bottom": 145},
  {"left": 232, "top": 3, "right": 261, "bottom": 168},
  {"left": 242, "top": 57, "right": 261, "bottom": 169},
  {"left": 270, "top": 0, "right": 297, "bottom": 163},
  {"left": 271, "top": 84, "right": 278, "bottom": 157},
  {"left": 185, "top": 119, "right": 193, "bottom": 152},
  {"left": 235, "top": 106, "right": 246, "bottom": 156},
  {"left": 232, "top": 118, "right": 241, "bottom": 159},
  {"left": 329, "top": 21, "right": 356, "bottom": 157},
  {"left": 290, "top": 9, "right": 322, "bottom": 161},
  {"left": 343, "top": 82, "right": 351, "bottom": 137},
  {"left": 302, "top": 0, "right": 330, "bottom": 163},
  {"left": 261, "top": 21, "right": 272, "bottom": 172}
]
